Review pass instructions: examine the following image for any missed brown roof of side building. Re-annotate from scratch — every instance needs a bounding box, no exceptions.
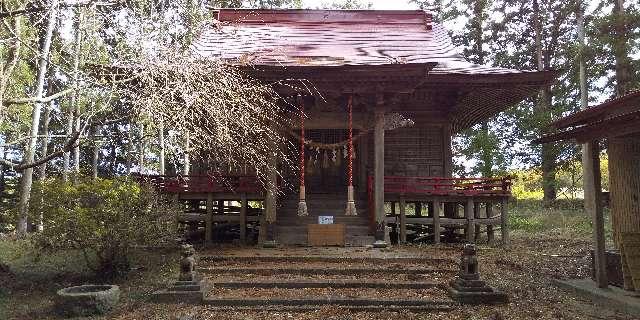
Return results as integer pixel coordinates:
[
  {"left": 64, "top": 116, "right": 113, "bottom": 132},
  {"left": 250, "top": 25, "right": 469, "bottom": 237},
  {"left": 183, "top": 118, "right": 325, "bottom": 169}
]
[{"left": 536, "top": 90, "right": 640, "bottom": 144}]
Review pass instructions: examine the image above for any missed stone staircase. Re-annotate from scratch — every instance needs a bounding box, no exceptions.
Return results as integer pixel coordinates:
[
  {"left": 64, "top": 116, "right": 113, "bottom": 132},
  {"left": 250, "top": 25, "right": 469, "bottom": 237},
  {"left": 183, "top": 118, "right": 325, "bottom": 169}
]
[
  {"left": 199, "top": 254, "right": 457, "bottom": 312},
  {"left": 275, "top": 193, "right": 374, "bottom": 246}
]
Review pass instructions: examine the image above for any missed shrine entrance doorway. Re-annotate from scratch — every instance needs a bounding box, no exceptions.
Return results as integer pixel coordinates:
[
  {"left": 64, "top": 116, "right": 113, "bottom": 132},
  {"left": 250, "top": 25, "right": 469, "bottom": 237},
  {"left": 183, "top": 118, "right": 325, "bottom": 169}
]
[{"left": 304, "top": 129, "right": 355, "bottom": 194}]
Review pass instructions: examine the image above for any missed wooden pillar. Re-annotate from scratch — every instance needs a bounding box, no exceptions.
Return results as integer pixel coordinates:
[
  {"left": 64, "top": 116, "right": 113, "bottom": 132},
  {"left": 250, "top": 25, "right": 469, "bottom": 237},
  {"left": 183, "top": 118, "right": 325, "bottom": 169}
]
[
  {"left": 486, "top": 202, "right": 495, "bottom": 243},
  {"left": 585, "top": 140, "right": 607, "bottom": 288},
  {"left": 390, "top": 201, "right": 396, "bottom": 216},
  {"left": 501, "top": 198, "right": 510, "bottom": 247},
  {"left": 373, "top": 107, "right": 386, "bottom": 246},
  {"left": 205, "top": 193, "right": 213, "bottom": 245},
  {"left": 239, "top": 194, "right": 247, "bottom": 245},
  {"left": 399, "top": 197, "right": 406, "bottom": 244},
  {"left": 433, "top": 200, "right": 441, "bottom": 244},
  {"left": 474, "top": 202, "right": 482, "bottom": 241},
  {"left": 465, "top": 198, "right": 475, "bottom": 243},
  {"left": 263, "top": 147, "right": 278, "bottom": 247}
]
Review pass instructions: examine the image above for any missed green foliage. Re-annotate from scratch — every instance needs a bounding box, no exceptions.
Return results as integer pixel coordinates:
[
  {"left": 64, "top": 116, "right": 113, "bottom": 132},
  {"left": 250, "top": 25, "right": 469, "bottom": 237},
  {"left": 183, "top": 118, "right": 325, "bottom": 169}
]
[
  {"left": 510, "top": 153, "right": 609, "bottom": 201},
  {"left": 211, "top": 0, "right": 302, "bottom": 9},
  {"left": 28, "top": 178, "right": 177, "bottom": 279},
  {"left": 319, "top": 0, "right": 373, "bottom": 9}
]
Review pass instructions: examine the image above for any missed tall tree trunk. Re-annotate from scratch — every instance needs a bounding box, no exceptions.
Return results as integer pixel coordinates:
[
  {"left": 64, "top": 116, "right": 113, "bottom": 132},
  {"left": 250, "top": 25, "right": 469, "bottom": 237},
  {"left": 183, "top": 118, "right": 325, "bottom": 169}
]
[
  {"left": 16, "top": 0, "right": 58, "bottom": 236},
  {"left": 38, "top": 73, "right": 55, "bottom": 180},
  {"left": 471, "top": 0, "right": 493, "bottom": 178},
  {"left": 92, "top": 126, "right": 101, "bottom": 179},
  {"left": 159, "top": 120, "right": 165, "bottom": 175},
  {"left": 0, "top": 13, "right": 23, "bottom": 112},
  {"left": 609, "top": 133, "right": 640, "bottom": 290},
  {"left": 183, "top": 132, "right": 190, "bottom": 175},
  {"left": 138, "top": 123, "right": 145, "bottom": 174},
  {"left": 71, "top": 8, "right": 84, "bottom": 178},
  {"left": 577, "top": 3, "right": 594, "bottom": 214},
  {"left": 612, "top": 0, "right": 632, "bottom": 97},
  {"left": 126, "top": 126, "right": 132, "bottom": 175},
  {"left": 36, "top": 75, "right": 54, "bottom": 232},
  {"left": 533, "top": 0, "right": 556, "bottom": 204}
]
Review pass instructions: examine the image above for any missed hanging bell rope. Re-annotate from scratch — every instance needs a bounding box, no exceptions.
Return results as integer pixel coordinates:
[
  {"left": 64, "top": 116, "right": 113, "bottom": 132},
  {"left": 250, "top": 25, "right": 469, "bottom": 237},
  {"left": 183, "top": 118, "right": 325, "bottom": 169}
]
[
  {"left": 345, "top": 95, "right": 357, "bottom": 216},
  {"left": 297, "top": 95, "right": 308, "bottom": 217}
]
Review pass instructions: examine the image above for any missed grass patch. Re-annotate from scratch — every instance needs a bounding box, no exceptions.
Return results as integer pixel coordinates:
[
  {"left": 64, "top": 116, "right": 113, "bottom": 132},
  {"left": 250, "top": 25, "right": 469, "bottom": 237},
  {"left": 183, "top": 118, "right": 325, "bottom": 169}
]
[
  {"left": 508, "top": 199, "right": 613, "bottom": 242},
  {"left": 510, "top": 215, "right": 545, "bottom": 233}
]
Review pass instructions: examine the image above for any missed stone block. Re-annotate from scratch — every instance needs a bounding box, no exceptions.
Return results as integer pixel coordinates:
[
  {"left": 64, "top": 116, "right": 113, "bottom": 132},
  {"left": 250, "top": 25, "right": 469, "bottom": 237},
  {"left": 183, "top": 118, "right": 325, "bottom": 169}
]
[{"left": 448, "top": 286, "right": 509, "bottom": 305}]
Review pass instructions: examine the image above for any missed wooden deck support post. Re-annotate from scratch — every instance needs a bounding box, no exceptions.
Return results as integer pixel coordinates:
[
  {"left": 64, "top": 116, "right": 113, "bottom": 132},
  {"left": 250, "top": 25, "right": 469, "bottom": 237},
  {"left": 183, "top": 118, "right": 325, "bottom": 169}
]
[
  {"left": 486, "top": 202, "right": 495, "bottom": 243},
  {"left": 433, "top": 200, "right": 441, "bottom": 244},
  {"left": 399, "top": 197, "right": 406, "bottom": 244},
  {"left": 501, "top": 198, "right": 510, "bottom": 247},
  {"left": 474, "top": 202, "right": 482, "bottom": 241},
  {"left": 373, "top": 105, "right": 387, "bottom": 247},
  {"left": 584, "top": 140, "right": 608, "bottom": 288},
  {"left": 205, "top": 193, "right": 213, "bottom": 245},
  {"left": 217, "top": 200, "right": 224, "bottom": 215},
  {"left": 465, "top": 198, "right": 475, "bottom": 243},
  {"left": 239, "top": 194, "right": 247, "bottom": 245}
]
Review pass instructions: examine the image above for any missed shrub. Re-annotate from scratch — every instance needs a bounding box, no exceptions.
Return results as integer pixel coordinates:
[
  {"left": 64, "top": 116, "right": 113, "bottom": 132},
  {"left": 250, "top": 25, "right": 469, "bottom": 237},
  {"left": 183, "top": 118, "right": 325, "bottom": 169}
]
[{"left": 29, "top": 177, "right": 176, "bottom": 279}]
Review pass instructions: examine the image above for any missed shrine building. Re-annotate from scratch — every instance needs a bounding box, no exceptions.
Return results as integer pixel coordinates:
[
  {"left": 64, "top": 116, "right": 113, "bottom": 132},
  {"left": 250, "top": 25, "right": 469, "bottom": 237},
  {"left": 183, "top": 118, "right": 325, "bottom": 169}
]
[{"left": 143, "top": 9, "right": 556, "bottom": 247}]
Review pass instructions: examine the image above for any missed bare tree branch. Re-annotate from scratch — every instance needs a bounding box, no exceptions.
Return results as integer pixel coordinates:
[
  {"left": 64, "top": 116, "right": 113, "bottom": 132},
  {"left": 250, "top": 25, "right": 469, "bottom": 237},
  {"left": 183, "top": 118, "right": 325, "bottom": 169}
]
[{"left": 4, "top": 88, "right": 73, "bottom": 105}]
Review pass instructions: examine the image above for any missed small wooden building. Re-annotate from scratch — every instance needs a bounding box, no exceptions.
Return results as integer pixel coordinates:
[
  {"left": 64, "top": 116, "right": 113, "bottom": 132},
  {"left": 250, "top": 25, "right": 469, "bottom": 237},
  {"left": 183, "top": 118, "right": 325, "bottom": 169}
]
[
  {"left": 538, "top": 90, "right": 640, "bottom": 291},
  {"left": 147, "top": 9, "right": 555, "bottom": 247}
]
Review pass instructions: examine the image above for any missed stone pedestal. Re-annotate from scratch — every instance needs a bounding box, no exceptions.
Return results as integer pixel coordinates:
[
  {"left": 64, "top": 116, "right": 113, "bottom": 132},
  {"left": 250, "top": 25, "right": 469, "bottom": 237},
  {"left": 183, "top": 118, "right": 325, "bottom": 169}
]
[
  {"left": 152, "top": 244, "right": 207, "bottom": 304},
  {"left": 448, "top": 244, "right": 508, "bottom": 305},
  {"left": 152, "top": 276, "right": 207, "bottom": 304}
]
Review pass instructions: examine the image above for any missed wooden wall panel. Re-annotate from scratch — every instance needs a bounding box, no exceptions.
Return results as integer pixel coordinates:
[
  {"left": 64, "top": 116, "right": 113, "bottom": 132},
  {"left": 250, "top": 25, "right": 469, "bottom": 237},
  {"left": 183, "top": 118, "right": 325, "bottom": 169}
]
[{"left": 383, "top": 125, "right": 444, "bottom": 177}]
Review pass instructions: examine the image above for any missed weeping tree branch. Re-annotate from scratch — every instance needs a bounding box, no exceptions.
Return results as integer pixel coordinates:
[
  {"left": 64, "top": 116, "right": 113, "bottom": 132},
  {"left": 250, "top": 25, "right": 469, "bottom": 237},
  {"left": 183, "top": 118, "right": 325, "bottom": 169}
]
[{"left": 107, "top": 53, "right": 305, "bottom": 183}]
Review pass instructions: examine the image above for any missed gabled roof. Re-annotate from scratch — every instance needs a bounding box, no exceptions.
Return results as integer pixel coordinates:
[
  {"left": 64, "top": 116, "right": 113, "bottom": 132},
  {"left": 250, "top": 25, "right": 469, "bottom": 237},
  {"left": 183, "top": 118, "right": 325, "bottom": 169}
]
[
  {"left": 190, "top": 9, "right": 556, "bottom": 132},
  {"left": 192, "top": 9, "right": 530, "bottom": 74}
]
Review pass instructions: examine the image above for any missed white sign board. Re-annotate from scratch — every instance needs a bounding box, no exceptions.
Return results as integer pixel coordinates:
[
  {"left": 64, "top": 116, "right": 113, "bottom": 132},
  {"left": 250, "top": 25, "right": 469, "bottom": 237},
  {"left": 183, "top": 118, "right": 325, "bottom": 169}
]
[{"left": 318, "top": 216, "right": 334, "bottom": 224}]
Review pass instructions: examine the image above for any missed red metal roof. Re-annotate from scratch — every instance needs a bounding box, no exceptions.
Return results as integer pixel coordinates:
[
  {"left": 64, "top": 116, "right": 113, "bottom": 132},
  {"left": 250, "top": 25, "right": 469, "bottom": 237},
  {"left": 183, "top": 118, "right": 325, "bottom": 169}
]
[
  {"left": 191, "top": 9, "right": 534, "bottom": 73},
  {"left": 190, "top": 9, "right": 556, "bottom": 133}
]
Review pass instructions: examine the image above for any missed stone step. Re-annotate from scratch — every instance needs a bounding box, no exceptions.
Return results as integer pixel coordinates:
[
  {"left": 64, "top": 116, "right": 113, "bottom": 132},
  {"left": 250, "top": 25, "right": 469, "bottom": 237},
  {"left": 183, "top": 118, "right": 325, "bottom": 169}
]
[
  {"left": 203, "top": 297, "right": 455, "bottom": 309},
  {"left": 345, "top": 235, "right": 375, "bottom": 247},
  {"left": 200, "top": 255, "right": 456, "bottom": 264},
  {"left": 199, "top": 267, "right": 455, "bottom": 276},
  {"left": 275, "top": 221, "right": 370, "bottom": 230},
  {"left": 199, "top": 305, "right": 455, "bottom": 312},
  {"left": 208, "top": 279, "right": 441, "bottom": 289}
]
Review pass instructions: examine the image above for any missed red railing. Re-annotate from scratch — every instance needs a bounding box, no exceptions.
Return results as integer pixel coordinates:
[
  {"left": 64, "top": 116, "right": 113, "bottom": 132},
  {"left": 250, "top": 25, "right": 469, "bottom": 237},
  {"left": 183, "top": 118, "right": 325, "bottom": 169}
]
[
  {"left": 135, "top": 174, "right": 263, "bottom": 194},
  {"left": 376, "top": 176, "right": 512, "bottom": 196},
  {"left": 366, "top": 175, "right": 512, "bottom": 230}
]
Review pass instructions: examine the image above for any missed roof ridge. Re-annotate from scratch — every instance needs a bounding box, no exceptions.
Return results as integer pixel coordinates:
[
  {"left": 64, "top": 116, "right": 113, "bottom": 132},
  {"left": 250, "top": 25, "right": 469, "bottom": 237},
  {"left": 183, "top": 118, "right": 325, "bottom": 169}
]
[{"left": 214, "top": 9, "right": 432, "bottom": 28}]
